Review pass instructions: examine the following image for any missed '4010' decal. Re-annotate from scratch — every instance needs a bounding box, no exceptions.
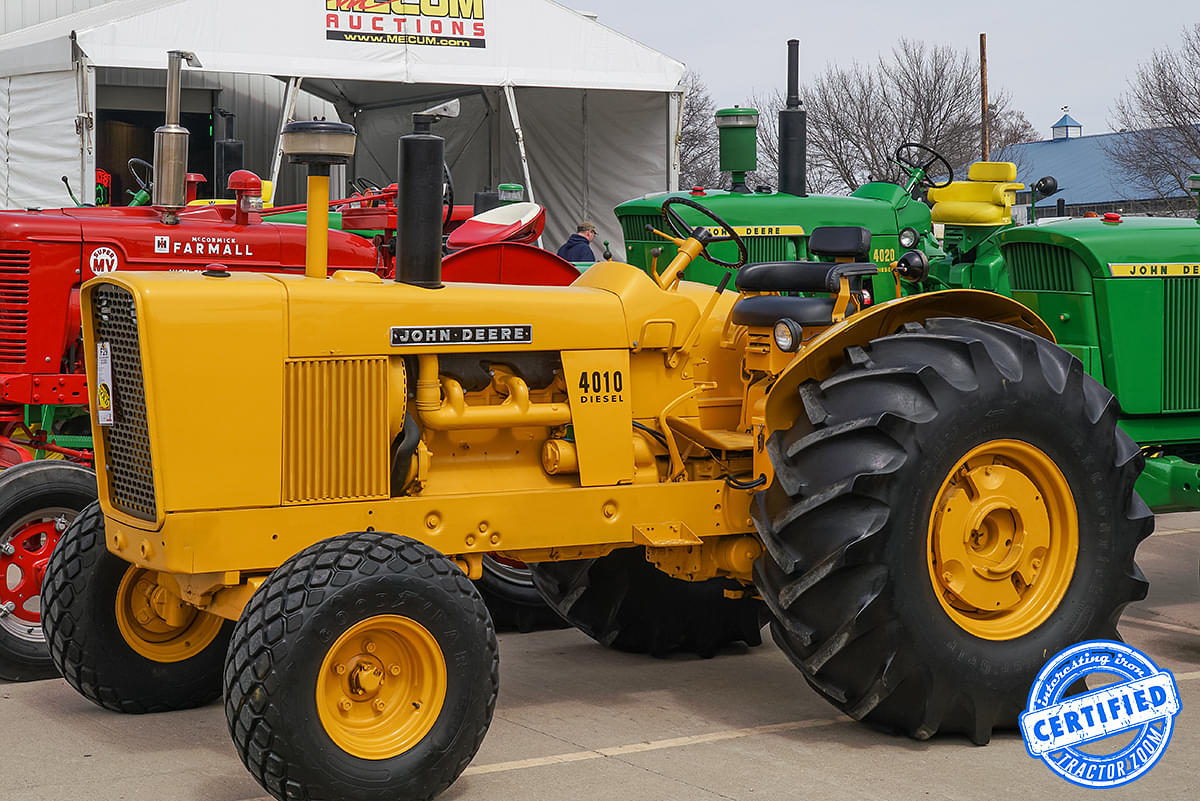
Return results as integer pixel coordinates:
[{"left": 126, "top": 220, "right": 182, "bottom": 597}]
[{"left": 577, "top": 370, "right": 623, "bottom": 404}]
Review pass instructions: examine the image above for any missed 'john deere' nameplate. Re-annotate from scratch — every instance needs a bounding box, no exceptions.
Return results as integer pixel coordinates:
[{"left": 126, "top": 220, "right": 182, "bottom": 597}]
[
  {"left": 391, "top": 324, "right": 532, "bottom": 346},
  {"left": 1109, "top": 263, "right": 1200, "bottom": 277}
]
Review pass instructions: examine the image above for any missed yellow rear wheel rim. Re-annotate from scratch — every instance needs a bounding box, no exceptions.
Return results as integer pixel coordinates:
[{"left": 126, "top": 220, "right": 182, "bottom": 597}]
[
  {"left": 317, "top": 615, "right": 448, "bottom": 760},
  {"left": 927, "top": 439, "right": 1078, "bottom": 640},
  {"left": 114, "top": 567, "right": 224, "bottom": 662}
]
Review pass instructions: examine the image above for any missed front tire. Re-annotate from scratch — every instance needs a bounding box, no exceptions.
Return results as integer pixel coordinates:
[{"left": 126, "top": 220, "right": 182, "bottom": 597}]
[
  {"left": 0, "top": 461, "right": 96, "bottom": 681},
  {"left": 753, "top": 318, "right": 1151, "bottom": 743},
  {"left": 224, "top": 532, "right": 497, "bottom": 801},
  {"left": 529, "top": 546, "right": 766, "bottom": 658},
  {"left": 40, "top": 501, "right": 232, "bottom": 711}
]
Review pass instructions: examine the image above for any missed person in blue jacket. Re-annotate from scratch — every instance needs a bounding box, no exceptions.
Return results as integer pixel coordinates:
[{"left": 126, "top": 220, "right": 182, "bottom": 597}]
[{"left": 556, "top": 221, "right": 597, "bottom": 262}]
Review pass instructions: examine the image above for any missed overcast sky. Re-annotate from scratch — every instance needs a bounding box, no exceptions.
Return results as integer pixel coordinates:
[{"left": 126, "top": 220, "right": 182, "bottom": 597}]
[{"left": 568, "top": 1, "right": 1196, "bottom": 138}]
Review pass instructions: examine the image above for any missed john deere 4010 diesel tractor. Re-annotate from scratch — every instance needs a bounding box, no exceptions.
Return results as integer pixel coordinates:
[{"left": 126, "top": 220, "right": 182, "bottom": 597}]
[{"left": 42, "top": 118, "right": 1148, "bottom": 801}]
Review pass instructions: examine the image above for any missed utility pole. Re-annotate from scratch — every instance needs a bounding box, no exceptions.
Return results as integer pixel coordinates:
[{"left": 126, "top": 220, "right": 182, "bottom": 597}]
[{"left": 980, "top": 33, "right": 990, "bottom": 161}]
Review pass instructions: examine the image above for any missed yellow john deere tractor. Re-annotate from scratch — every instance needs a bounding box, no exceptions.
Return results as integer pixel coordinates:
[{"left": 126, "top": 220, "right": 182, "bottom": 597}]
[{"left": 42, "top": 122, "right": 1149, "bottom": 801}]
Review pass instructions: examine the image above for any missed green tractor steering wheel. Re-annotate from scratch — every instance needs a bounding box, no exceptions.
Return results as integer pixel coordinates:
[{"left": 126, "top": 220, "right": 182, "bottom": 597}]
[
  {"left": 660, "top": 196, "right": 748, "bottom": 270},
  {"left": 894, "top": 143, "right": 953, "bottom": 191},
  {"left": 126, "top": 158, "right": 154, "bottom": 206}
]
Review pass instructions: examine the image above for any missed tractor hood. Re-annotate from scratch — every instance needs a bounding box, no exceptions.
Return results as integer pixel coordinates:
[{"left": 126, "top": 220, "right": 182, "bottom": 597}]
[
  {"left": 998, "top": 217, "right": 1200, "bottom": 278},
  {"left": 617, "top": 187, "right": 917, "bottom": 239}
]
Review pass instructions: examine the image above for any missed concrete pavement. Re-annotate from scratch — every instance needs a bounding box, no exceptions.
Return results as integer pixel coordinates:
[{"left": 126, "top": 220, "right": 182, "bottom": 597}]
[{"left": 2, "top": 513, "right": 1197, "bottom": 801}]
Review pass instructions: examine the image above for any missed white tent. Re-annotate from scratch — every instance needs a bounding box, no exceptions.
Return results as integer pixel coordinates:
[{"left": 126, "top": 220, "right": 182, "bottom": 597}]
[{"left": 0, "top": 0, "right": 685, "bottom": 250}]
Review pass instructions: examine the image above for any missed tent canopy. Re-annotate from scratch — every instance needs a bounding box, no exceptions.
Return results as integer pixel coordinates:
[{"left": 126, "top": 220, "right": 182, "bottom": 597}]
[
  {"left": 0, "top": 0, "right": 683, "bottom": 92},
  {"left": 0, "top": 0, "right": 684, "bottom": 249}
]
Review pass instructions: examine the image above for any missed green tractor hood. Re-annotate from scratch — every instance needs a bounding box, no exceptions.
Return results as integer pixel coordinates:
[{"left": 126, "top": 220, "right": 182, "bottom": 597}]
[{"left": 616, "top": 185, "right": 932, "bottom": 289}]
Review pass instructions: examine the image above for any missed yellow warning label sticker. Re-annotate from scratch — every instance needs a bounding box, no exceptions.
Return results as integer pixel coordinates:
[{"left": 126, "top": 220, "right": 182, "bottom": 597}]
[{"left": 1109, "top": 263, "right": 1200, "bottom": 277}]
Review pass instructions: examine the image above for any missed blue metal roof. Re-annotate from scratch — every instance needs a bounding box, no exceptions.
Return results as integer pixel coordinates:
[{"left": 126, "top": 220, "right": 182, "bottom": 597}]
[
  {"left": 1052, "top": 114, "right": 1082, "bottom": 129},
  {"left": 994, "top": 131, "right": 1189, "bottom": 205}
]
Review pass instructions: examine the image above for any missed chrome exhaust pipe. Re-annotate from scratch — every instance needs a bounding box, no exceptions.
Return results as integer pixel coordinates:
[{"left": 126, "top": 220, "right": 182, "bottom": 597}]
[{"left": 153, "top": 50, "right": 203, "bottom": 223}]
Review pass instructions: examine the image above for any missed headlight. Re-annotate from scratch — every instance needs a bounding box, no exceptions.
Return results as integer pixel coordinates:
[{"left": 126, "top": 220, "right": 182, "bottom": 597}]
[
  {"left": 898, "top": 227, "right": 919, "bottom": 249},
  {"left": 773, "top": 318, "right": 803, "bottom": 352}
]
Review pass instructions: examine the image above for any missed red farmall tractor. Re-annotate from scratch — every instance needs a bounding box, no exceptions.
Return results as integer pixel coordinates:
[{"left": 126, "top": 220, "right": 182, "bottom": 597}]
[{"left": 0, "top": 57, "right": 573, "bottom": 680}]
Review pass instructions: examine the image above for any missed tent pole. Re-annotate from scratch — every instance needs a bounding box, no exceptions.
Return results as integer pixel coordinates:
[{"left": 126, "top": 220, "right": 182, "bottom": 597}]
[
  {"left": 668, "top": 90, "right": 683, "bottom": 192},
  {"left": 73, "top": 45, "right": 94, "bottom": 204},
  {"left": 270, "top": 77, "right": 303, "bottom": 195},
  {"left": 503, "top": 84, "right": 540, "bottom": 247}
]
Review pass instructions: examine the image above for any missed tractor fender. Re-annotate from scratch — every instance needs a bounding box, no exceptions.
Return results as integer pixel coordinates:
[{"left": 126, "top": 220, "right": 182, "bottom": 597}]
[{"left": 764, "top": 289, "right": 1054, "bottom": 432}]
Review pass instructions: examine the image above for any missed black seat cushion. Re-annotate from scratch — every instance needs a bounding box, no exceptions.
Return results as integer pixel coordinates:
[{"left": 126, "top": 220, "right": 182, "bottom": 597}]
[
  {"left": 731, "top": 295, "right": 851, "bottom": 327},
  {"left": 736, "top": 260, "right": 877, "bottom": 293},
  {"left": 807, "top": 225, "right": 871, "bottom": 260}
]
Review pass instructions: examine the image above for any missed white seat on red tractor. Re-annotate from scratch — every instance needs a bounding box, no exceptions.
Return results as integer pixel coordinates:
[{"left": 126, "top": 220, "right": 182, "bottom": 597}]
[{"left": 446, "top": 201, "right": 545, "bottom": 250}]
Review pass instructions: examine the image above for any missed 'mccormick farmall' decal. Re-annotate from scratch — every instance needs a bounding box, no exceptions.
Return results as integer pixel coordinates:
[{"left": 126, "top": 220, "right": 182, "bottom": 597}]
[
  {"left": 326, "top": 0, "right": 487, "bottom": 48},
  {"left": 156, "top": 235, "right": 255, "bottom": 257},
  {"left": 391, "top": 324, "right": 531, "bottom": 346}
]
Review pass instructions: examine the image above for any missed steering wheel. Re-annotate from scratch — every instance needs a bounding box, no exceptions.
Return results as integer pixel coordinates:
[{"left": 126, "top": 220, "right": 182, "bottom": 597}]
[
  {"left": 352, "top": 176, "right": 383, "bottom": 194},
  {"left": 660, "top": 196, "right": 748, "bottom": 270},
  {"left": 441, "top": 163, "right": 455, "bottom": 230},
  {"left": 894, "top": 143, "right": 953, "bottom": 189},
  {"left": 127, "top": 158, "right": 154, "bottom": 194}
]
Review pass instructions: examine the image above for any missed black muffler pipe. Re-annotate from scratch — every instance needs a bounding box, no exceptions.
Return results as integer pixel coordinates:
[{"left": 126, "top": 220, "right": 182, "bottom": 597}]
[
  {"left": 778, "top": 38, "right": 807, "bottom": 197},
  {"left": 396, "top": 132, "right": 445, "bottom": 288}
]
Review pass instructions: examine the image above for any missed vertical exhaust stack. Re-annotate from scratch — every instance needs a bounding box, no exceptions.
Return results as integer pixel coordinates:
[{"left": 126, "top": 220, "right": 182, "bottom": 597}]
[
  {"left": 778, "top": 39, "right": 807, "bottom": 197},
  {"left": 153, "top": 50, "right": 203, "bottom": 224},
  {"left": 396, "top": 99, "right": 460, "bottom": 288}
]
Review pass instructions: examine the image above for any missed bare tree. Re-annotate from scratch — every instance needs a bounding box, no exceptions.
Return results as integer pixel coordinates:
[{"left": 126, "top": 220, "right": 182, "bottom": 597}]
[
  {"left": 757, "top": 39, "right": 1035, "bottom": 194},
  {"left": 1105, "top": 23, "right": 1200, "bottom": 209},
  {"left": 678, "top": 70, "right": 721, "bottom": 190}
]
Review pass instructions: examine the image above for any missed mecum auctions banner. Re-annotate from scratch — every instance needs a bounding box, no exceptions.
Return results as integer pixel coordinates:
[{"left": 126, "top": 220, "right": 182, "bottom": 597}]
[{"left": 325, "top": 1, "right": 488, "bottom": 49}]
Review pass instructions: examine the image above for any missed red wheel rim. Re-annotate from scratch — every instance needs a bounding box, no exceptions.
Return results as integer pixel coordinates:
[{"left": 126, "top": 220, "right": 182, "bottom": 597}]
[
  {"left": 2, "top": 509, "right": 72, "bottom": 639},
  {"left": 1, "top": 521, "right": 60, "bottom": 623}
]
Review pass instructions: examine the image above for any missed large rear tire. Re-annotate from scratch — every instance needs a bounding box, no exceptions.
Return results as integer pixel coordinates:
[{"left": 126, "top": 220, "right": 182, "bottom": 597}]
[
  {"left": 529, "top": 546, "right": 766, "bottom": 658},
  {"left": 0, "top": 461, "right": 96, "bottom": 681},
  {"left": 753, "top": 318, "right": 1151, "bottom": 743},
  {"left": 40, "top": 501, "right": 232, "bottom": 711},
  {"left": 224, "top": 532, "right": 497, "bottom": 801},
  {"left": 476, "top": 554, "right": 568, "bottom": 632}
]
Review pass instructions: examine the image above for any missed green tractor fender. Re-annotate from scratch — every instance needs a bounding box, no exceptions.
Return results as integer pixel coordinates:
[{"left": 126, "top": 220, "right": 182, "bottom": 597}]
[{"left": 763, "top": 289, "right": 1054, "bottom": 432}]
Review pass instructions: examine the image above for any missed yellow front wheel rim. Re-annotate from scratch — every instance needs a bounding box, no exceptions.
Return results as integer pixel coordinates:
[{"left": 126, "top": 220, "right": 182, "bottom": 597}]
[
  {"left": 114, "top": 567, "right": 224, "bottom": 662},
  {"left": 927, "top": 439, "right": 1078, "bottom": 641},
  {"left": 317, "top": 615, "right": 448, "bottom": 760}
]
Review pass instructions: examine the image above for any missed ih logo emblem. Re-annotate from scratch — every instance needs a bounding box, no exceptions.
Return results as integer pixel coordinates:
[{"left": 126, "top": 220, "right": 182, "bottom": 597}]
[
  {"left": 154, "top": 236, "right": 170, "bottom": 254},
  {"left": 89, "top": 246, "right": 119, "bottom": 275}
]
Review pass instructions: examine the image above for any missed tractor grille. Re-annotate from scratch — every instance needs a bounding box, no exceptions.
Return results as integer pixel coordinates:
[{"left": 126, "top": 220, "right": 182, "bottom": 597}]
[
  {"left": 1163, "top": 278, "right": 1200, "bottom": 412},
  {"left": 619, "top": 214, "right": 661, "bottom": 242},
  {"left": 1004, "top": 242, "right": 1078, "bottom": 292},
  {"left": 748, "top": 236, "right": 792, "bottom": 263},
  {"left": 92, "top": 284, "right": 157, "bottom": 521},
  {"left": 0, "top": 248, "right": 30, "bottom": 366},
  {"left": 283, "top": 358, "right": 390, "bottom": 503}
]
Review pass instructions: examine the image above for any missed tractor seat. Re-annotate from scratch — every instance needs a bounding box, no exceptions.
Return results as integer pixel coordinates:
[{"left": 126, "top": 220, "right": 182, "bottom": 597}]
[
  {"left": 927, "top": 161, "right": 1024, "bottom": 226},
  {"left": 731, "top": 294, "right": 852, "bottom": 327},
  {"left": 446, "top": 201, "right": 545, "bottom": 249},
  {"left": 730, "top": 225, "right": 875, "bottom": 328},
  {"left": 805, "top": 225, "right": 872, "bottom": 261},
  {"left": 735, "top": 260, "right": 877, "bottom": 293}
]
